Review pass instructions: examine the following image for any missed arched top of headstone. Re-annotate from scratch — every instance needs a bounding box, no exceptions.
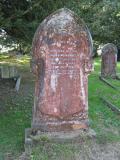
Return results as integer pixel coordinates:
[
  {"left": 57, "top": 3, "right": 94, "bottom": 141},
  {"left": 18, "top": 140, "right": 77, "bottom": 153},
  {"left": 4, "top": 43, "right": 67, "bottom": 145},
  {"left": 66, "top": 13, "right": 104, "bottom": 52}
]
[
  {"left": 32, "top": 8, "right": 93, "bottom": 58},
  {"left": 101, "top": 43, "right": 118, "bottom": 55}
]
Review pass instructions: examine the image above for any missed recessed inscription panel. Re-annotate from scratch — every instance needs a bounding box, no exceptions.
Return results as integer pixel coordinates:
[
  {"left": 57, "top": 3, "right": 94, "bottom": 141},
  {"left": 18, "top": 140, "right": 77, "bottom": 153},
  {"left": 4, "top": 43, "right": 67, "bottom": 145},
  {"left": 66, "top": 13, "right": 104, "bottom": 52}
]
[
  {"left": 46, "top": 36, "right": 81, "bottom": 75},
  {"left": 40, "top": 34, "right": 86, "bottom": 117}
]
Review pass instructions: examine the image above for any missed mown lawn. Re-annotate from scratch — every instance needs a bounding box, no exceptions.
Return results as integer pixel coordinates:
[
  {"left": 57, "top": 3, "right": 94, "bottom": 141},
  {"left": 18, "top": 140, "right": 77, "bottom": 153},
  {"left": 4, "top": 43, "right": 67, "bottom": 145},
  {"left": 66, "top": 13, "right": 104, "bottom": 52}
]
[
  {"left": 0, "top": 54, "right": 120, "bottom": 159},
  {"left": 0, "top": 55, "right": 34, "bottom": 159}
]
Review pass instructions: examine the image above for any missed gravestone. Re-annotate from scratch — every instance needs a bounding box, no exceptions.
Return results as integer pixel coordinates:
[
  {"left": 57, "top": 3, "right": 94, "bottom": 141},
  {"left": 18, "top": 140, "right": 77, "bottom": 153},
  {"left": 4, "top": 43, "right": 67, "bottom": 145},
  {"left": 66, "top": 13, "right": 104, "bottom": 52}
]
[
  {"left": 1, "top": 66, "right": 10, "bottom": 78},
  {"left": 0, "top": 66, "right": 21, "bottom": 91},
  {"left": 1, "top": 66, "right": 18, "bottom": 79},
  {"left": 30, "top": 8, "right": 93, "bottom": 134},
  {"left": 117, "top": 48, "right": 120, "bottom": 61},
  {"left": 101, "top": 43, "right": 118, "bottom": 78}
]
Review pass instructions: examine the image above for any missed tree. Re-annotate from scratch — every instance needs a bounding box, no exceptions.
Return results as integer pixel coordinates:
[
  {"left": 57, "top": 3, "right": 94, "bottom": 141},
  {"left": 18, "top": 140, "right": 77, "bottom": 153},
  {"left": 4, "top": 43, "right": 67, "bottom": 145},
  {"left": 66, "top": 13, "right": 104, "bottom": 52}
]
[{"left": 0, "top": 0, "right": 120, "bottom": 52}]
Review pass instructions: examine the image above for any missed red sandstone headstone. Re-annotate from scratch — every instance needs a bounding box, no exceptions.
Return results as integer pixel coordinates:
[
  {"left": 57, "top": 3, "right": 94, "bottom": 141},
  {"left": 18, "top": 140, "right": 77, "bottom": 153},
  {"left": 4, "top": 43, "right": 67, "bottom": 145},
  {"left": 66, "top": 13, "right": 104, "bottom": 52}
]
[
  {"left": 31, "top": 8, "right": 93, "bottom": 132},
  {"left": 101, "top": 43, "right": 118, "bottom": 78}
]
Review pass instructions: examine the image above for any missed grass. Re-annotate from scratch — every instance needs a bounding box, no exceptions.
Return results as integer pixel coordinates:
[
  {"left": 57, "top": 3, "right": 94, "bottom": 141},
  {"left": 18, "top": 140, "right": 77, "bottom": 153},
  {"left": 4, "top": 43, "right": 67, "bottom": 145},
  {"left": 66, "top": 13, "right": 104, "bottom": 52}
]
[
  {"left": 0, "top": 54, "right": 120, "bottom": 159},
  {"left": 0, "top": 54, "right": 33, "bottom": 159},
  {"left": 31, "top": 143, "right": 77, "bottom": 160},
  {"left": 89, "top": 58, "right": 120, "bottom": 141}
]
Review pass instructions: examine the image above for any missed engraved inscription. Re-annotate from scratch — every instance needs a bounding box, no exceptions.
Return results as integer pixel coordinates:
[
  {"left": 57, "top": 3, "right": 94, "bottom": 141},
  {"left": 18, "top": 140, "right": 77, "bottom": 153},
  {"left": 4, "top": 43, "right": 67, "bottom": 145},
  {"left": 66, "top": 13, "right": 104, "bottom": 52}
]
[{"left": 47, "top": 39, "right": 80, "bottom": 75}]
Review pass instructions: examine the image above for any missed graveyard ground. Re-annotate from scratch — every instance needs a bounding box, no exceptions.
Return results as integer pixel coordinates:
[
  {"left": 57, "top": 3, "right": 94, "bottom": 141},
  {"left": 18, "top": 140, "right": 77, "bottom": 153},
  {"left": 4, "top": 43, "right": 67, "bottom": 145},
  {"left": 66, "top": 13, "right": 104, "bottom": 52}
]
[{"left": 0, "top": 54, "right": 120, "bottom": 160}]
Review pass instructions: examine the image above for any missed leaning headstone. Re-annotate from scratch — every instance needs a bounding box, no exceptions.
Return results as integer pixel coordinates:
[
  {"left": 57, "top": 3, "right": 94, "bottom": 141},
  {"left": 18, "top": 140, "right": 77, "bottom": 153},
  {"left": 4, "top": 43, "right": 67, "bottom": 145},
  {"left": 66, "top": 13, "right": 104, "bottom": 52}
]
[
  {"left": 101, "top": 43, "right": 118, "bottom": 78},
  {"left": 15, "top": 76, "right": 21, "bottom": 92},
  {"left": 26, "top": 8, "right": 93, "bottom": 144}
]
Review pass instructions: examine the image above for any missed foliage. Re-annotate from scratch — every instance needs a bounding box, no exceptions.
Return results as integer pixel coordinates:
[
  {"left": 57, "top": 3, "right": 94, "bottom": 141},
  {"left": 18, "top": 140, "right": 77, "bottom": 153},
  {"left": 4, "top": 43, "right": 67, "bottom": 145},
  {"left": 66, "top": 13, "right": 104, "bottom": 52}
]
[{"left": 0, "top": 0, "right": 120, "bottom": 50}]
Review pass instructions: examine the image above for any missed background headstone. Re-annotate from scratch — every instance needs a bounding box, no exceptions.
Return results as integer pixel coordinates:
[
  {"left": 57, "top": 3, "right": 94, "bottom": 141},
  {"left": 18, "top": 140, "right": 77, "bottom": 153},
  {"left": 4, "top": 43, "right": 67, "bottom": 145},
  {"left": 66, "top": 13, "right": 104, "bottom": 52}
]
[
  {"left": 1, "top": 66, "right": 18, "bottom": 79},
  {"left": 101, "top": 43, "right": 117, "bottom": 78},
  {"left": 0, "top": 66, "right": 21, "bottom": 91},
  {"left": 31, "top": 8, "right": 93, "bottom": 132},
  {"left": 1, "top": 66, "right": 10, "bottom": 78},
  {"left": 117, "top": 48, "right": 120, "bottom": 61},
  {"left": 15, "top": 76, "right": 21, "bottom": 92}
]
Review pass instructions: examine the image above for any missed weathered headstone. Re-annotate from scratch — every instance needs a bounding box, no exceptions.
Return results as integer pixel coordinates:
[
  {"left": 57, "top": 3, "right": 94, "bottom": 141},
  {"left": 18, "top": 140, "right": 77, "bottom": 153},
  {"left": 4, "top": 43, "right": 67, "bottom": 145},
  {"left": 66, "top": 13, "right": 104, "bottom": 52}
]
[
  {"left": 101, "top": 43, "right": 118, "bottom": 78},
  {"left": 30, "top": 8, "right": 93, "bottom": 133},
  {"left": 0, "top": 66, "right": 21, "bottom": 91},
  {"left": 117, "top": 48, "right": 120, "bottom": 61},
  {"left": 1, "top": 66, "right": 18, "bottom": 79},
  {"left": 1, "top": 66, "right": 10, "bottom": 78},
  {"left": 15, "top": 76, "right": 21, "bottom": 92}
]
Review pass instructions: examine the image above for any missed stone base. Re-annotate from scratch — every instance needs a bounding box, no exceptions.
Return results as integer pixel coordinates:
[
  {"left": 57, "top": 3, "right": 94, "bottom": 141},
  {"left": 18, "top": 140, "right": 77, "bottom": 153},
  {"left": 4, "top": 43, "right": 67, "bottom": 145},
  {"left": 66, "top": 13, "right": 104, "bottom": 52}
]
[
  {"left": 25, "top": 128, "right": 96, "bottom": 154},
  {"left": 100, "top": 74, "right": 118, "bottom": 79},
  {"left": 32, "top": 118, "right": 89, "bottom": 132}
]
